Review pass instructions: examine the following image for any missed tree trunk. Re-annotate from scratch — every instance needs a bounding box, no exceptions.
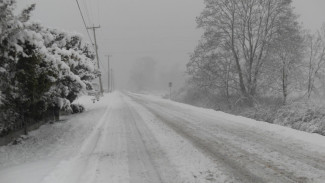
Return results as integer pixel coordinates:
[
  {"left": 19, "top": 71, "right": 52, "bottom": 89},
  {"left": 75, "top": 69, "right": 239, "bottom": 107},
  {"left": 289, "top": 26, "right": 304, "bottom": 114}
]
[
  {"left": 53, "top": 107, "right": 60, "bottom": 122},
  {"left": 225, "top": 64, "right": 232, "bottom": 110},
  {"left": 307, "top": 41, "right": 314, "bottom": 99},
  {"left": 282, "top": 64, "right": 288, "bottom": 105},
  {"left": 19, "top": 107, "right": 28, "bottom": 135}
]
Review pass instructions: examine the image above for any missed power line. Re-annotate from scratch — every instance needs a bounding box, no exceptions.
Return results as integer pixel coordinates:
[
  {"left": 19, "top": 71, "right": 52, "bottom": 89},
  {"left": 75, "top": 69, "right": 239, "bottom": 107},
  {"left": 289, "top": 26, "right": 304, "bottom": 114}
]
[
  {"left": 75, "top": 0, "right": 94, "bottom": 45},
  {"left": 97, "top": 0, "right": 101, "bottom": 25},
  {"left": 87, "top": 0, "right": 95, "bottom": 26},
  {"left": 82, "top": 0, "right": 93, "bottom": 26}
]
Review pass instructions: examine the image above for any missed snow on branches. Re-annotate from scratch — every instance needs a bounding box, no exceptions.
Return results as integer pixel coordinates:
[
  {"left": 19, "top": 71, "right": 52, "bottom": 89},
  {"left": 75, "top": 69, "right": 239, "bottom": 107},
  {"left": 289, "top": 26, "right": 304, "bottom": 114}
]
[{"left": 0, "top": 0, "right": 99, "bottom": 133}]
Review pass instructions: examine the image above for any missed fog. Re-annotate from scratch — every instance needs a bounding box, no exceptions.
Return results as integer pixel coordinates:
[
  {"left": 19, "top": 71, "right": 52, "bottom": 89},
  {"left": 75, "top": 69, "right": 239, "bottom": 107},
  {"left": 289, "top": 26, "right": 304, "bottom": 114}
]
[{"left": 17, "top": 0, "right": 325, "bottom": 93}]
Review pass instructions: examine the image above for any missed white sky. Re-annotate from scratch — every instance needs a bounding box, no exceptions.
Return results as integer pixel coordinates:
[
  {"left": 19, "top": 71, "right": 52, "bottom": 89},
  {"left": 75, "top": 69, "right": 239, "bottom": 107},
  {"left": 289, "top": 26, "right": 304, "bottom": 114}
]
[
  {"left": 292, "top": 0, "right": 325, "bottom": 31},
  {"left": 17, "top": 0, "right": 325, "bottom": 90}
]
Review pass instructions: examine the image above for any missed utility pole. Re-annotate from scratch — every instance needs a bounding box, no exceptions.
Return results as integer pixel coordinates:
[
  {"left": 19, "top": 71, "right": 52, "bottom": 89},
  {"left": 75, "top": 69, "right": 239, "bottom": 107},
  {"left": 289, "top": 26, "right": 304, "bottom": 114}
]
[
  {"left": 169, "top": 82, "right": 172, "bottom": 100},
  {"left": 105, "top": 55, "right": 111, "bottom": 93},
  {"left": 111, "top": 69, "right": 114, "bottom": 91},
  {"left": 87, "top": 25, "right": 103, "bottom": 95}
]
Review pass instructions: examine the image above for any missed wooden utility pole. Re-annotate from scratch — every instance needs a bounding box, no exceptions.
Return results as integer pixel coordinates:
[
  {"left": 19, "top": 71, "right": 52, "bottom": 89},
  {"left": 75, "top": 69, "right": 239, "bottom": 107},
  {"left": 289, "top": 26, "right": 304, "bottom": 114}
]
[
  {"left": 105, "top": 55, "right": 111, "bottom": 92},
  {"left": 87, "top": 25, "right": 103, "bottom": 95},
  {"left": 169, "top": 82, "right": 172, "bottom": 100},
  {"left": 111, "top": 69, "right": 114, "bottom": 91}
]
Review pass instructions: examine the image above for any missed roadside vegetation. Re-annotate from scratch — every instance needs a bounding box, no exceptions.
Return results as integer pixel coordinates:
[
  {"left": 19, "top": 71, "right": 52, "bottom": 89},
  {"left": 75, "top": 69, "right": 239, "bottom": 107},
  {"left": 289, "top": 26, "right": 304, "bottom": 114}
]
[
  {"left": 0, "top": 0, "right": 98, "bottom": 136},
  {"left": 179, "top": 0, "right": 325, "bottom": 135}
]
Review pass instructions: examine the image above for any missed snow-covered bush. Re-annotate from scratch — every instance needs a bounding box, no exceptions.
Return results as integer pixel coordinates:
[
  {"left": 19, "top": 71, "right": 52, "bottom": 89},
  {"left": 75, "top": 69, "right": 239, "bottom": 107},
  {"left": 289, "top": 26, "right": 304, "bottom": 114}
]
[
  {"left": 27, "top": 23, "right": 99, "bottom": 110},
  {"left": 0, "top": 1, "right": 98, "bottom": 134},
  {"left": 274, "top": 101, "right": 325, "bottom": 135},
  {"left": 240, "top": 105, "right": 278, "bottom": 123},
  {"left": 70, "top": 104, "right": 85, "bottom": 114}
]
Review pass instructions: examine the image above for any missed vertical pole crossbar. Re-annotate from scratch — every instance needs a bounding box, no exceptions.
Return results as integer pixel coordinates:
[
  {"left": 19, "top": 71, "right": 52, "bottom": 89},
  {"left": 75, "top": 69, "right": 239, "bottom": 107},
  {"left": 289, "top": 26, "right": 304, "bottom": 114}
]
[{"left": 87, "top": 25, "right": 103, "bottom": 95}]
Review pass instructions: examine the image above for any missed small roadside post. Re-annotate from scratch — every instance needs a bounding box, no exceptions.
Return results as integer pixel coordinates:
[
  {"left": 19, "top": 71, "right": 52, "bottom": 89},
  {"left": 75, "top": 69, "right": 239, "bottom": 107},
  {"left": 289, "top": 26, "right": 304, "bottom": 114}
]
[{"left": 169, "top": 82, "right": 172, "bottom": 100}]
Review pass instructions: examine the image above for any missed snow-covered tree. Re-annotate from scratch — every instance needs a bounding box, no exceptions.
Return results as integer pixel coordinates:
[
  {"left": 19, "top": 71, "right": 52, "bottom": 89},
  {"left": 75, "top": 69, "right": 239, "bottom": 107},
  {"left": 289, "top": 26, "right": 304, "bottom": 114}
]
[
  {"left": 0, "top": 1, "right": 40, "bottom": 132},
  {"left": 189, "top": 0, "right": 300, "bottom": 106},
  {"left": 266, "top": 7, "right": 304, "bottom": 104},
  {"left": 303, "top": 25, "right": 325, "bottom": 99},
  {"left": 0, "top": 0, "right": 98, "bottom": 134},
  {"left": 30, "top": 25, "right": 99, "bottom": 114}
]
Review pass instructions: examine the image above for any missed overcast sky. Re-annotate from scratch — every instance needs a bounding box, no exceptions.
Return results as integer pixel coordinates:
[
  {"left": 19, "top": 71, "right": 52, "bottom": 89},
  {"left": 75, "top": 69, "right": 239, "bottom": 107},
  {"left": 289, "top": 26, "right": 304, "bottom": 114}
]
[{"left": 17, "top": 0, "right": 325, "bottom": 90}]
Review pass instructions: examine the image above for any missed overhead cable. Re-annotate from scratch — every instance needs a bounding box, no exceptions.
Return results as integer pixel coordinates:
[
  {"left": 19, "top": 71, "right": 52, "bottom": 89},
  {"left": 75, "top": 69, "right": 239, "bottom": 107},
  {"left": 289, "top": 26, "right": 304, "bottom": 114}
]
[{"left": 75, "top": 0, "right": 94, "bottom": 46}]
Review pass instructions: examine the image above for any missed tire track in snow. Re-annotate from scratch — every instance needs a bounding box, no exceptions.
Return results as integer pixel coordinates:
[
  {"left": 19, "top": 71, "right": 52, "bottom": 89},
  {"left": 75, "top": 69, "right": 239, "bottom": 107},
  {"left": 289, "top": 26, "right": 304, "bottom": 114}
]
[
  {"left": 129, "top": 94, "right": 324, "bottom": 183},
  {"left": 154, "top": 100, "right": 325, "bottom": 174},
  {"left": 140, "top": 98, "right": 325, "bottom": 182},
  {"left": 123, "top": 102, "right": 163, "bottom": 183},
  {"left": 140, "top": 103, "right": 266, "bottom": 183},
  {"left": 122, "top": 94, "right": 182, "bottom": 183},
  {"left": 41, "top": 104, "right": 112, "bottom": 183},
  {"left": 93, "top": 104, "right": 130, "bottom": 183},
  {"left": 124, "top": 94, "right": 238, "bottom": 183},
  {"left": 94, "top": 93, "right": 179, "bottom": 183}
]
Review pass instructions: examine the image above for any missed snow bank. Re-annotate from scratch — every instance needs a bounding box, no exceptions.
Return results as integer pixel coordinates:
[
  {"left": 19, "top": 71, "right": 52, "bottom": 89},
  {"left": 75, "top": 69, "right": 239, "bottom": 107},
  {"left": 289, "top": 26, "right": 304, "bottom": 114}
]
[{"left": 0, "top": 93, "right": 113, "bottom": 183}]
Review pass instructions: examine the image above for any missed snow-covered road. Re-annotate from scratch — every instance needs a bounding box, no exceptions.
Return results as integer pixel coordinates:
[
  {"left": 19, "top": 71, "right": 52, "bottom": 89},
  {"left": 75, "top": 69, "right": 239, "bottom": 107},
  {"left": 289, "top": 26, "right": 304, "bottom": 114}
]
[{"left": 1, "top": 92, "right": 325, "bottom": 183}]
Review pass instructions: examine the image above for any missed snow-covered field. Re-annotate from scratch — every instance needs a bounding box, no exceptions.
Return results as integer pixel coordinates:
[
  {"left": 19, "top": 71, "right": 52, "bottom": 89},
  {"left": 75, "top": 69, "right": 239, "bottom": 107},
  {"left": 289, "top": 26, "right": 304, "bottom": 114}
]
[{"left": 0, "top": 91, "right": 325, "bottom": 183}]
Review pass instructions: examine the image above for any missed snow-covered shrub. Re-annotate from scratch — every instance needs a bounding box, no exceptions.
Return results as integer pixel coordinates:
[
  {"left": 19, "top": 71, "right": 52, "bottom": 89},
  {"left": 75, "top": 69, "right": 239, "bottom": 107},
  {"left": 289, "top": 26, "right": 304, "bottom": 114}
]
[
  {"left": 70, "top": 104, "right": 85, "bottom": 114},
  {"left": 237, "top": 96, "right": 283, "bottom": 123},
  {"left": 0, "top": 1, "right": 98, "bottom": 134},
  {"left": 239, "top": 105, "right": 278, "bottom": 123},
  {"left": 274, "top": 101, "right": 325, "bottom": 135}
]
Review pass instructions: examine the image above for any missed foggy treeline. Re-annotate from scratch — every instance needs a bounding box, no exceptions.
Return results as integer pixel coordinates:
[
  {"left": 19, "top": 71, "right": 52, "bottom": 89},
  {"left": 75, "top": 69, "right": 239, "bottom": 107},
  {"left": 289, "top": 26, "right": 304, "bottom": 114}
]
[
  {"left": 128, "top": 57, "right": 185, "bottom": 93},
  {"left": 179, "top": 0, "right": 325, "bottom": 134}
]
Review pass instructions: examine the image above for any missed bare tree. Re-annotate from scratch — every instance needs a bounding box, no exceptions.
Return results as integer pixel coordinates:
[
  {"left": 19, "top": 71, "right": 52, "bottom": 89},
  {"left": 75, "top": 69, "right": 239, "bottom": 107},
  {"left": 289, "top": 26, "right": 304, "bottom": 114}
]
[
  {"left": 187, "top": 37, "right": 237, "bottom": 107},
  {"left": 195, "top": 0, "right": 295, "bottom": 105},
  {"left": 305, "top": 25, "right": 325, "bottom": 98},
  {"left": 268, "top": 9, "right": 303, "bottom": 104}
]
